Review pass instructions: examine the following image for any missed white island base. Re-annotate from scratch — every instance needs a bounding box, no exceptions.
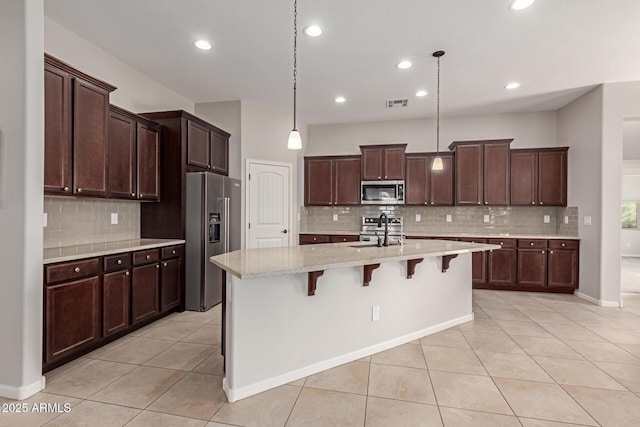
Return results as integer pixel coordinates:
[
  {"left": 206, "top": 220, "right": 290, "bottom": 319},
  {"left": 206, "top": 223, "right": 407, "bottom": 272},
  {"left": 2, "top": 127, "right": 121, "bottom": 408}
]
[{"left": 220, "top": 251, "right": 475, "bottom": 402}]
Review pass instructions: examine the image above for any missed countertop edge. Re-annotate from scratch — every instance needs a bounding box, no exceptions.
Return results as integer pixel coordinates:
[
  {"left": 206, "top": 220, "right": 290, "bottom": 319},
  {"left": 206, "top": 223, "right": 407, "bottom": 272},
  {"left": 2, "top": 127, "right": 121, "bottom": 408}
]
[
  {"left": 44, "top": 239, "right": 186, "bottom": 264},
  {"left": 300, "top": 232, "right": 580, "bottom": 240}
]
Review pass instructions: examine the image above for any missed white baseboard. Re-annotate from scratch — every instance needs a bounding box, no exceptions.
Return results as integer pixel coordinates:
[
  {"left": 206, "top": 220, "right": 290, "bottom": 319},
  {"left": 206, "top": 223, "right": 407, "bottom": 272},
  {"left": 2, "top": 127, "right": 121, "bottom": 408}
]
[
  {"left": 574, "top": 291, "right": 622, "bottom": 308},
  {"left": 0, "top": 376, "right": 45, "bottom": 400},
  {"left": 223, "top": 313, "right": 473, "bottom": 403}
]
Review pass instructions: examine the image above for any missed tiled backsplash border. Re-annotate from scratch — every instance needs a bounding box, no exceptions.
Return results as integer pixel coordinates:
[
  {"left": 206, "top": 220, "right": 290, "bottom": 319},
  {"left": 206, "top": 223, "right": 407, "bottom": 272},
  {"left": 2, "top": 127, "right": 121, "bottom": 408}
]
[{"left": 300, "top": 205, "right": 579, "bottom": 236}]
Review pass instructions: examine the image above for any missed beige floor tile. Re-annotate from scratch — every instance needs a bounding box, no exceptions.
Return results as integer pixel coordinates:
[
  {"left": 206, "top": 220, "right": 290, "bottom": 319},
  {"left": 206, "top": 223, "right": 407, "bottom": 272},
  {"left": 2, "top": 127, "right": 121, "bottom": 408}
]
[
  {"left": 212, "top": 385, "right": 300, "bottom": 427},
  {"left": 619, "top": 343, "right": 640, "bottom": 358},
  {"left": 206, "top": 423, "right": 236, "bottom": 427},
  {"left": 483, "top": 308, "right": 531, "bottom": 321},
  {"left": 89, "top": 336, "right": 174, "bottom": 365},
  {"left": 84, "top": 337, "right": 132, "bottom": 360},
  {"left": 521, "top": 310, "right": 569, "bottom": 323},
  {"left": 304, "top": 361, "right": 369, "bottom": 395},
  {"left": 89, "top": 366, "right": 185, "bottom": 409},
  {"left": 462, "top": 331, "right": 525, "bottom": 354},
  {"left": 365, "top": 396, "right": 442, "bottom": 427},
  {"left": 475, "top": 351, "right": 554, "bottom": 382},
  {"left": 563, "top": 385, "right": 640, "bottom": 427},
  {"left": 458, "top": 319, "right": 505, "bottom": 334},
  {"left": 494, "top": 319, "right": 553, "bottom": 338},
  {"left": 533, "top": 356, "right": 625, "bottom": 390},
  {"left": 370, "top": 343, "right": 426, "bottom": 369},
  {"left": 44, "top": 357, "right": 90, "bottom": 384},
  {"left": 565, "top": 313, "right": 626, "bottom": 329},
  {"left": 585, "top": 326, "right": 640, "bottom": 344},
  {"left": 538, "top": 322, "right": 606, "bottom": 342},
  {"left": 148, "top": 373, "right": 226, "bottom": 420},
  {"left": 192, "top": 350, "right": 224, "bottom": 376},
  {"left": 367, "top": 363, "right": 436, "bottom": 404},
  {"left": 511, "top": 336, "right": 584, "bottom": 359},
  {"left": 509, "top": 301, "right": 555, "bottom": 312},
  {"left": 285, "top": 388, "right": 366, "bottom": 427},
  {"left": 429, "top": 370, "right": 512, "bottom": 415},
  {"left": 126, "top": 411, "right": 207, "bottom": 426},
  {"left": 0, "top": 393, "right": 81, "bottom": 427},
  {"left": 140, "top": 321, "right": 203, "bottom": 341},
  {"left": 420, "top": 328, "right": 471, "bottom": 349},
  {"left": 565, "top": 340, "right": 640, "bottom": 365},
  {"left": 45, "top": 359, "right": 136, "bottom": 398},
  {"left": 440, "top": 407, "right": 521, "bottom": 427},
  {"left": 287, "top": 378, "right": 306, "bottom": 387},
  {"left": 473, "top": 307, "right": 491, "bottom": 319},
  {"left": 127, "top": 321, "right": 161, "bottom": 337},
  {"left": 144, "top": 342, "right": 216, "bottom": 371},
  {"left": 44, "top": 400, "right": 140, "bottom": 427},
  {"left": 422, "top": 346, "right": 486, "bottom": 375},
  {"left": 519, "top": 418, "right": 593, "bottom": 427},
  {"left": 173, "top": 308, "right": 221, "bottom": 324},
  {"left": 594, "top": 361, "right": 640, "bottom": 392},
  {"left": 493, "top": 378, "right": 597, "bottom": 425},
  {"left": 181, "top": 324, "right": 222, "bottom": 346}
]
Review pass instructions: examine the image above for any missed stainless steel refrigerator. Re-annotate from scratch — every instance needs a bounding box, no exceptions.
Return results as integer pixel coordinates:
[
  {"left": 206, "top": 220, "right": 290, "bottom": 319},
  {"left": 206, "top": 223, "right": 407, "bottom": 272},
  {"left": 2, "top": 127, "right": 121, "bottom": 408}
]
[{"left": 185, "top": 172, "right": 241, "bottom": 311}]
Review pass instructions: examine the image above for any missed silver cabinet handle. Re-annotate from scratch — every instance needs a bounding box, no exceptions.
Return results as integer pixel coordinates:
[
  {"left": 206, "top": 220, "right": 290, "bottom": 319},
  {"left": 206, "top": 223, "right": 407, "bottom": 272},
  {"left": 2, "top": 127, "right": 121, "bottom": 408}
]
[
  {"left": 117, "top": 259, "right": 122, "bottom": 265},
  {"left": 74, "top": 267, "right": 80, "bottom": 273},
  {"left": 63, "top": 186, "right": 70, "bottom": 192}
]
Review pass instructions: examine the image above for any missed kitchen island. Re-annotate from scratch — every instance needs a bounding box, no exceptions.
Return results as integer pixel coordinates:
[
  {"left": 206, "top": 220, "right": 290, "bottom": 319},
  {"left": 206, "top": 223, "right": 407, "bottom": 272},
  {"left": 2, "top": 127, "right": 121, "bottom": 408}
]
[{"left": 210, "top": 239, "right": 498, "bottom": 402}]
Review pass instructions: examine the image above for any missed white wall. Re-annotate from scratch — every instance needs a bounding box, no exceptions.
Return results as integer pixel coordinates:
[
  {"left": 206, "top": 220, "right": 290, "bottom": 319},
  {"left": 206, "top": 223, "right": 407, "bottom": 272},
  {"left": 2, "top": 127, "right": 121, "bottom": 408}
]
[
  {"left": 44, "top": 18, "right": 194, "bottom": 114},
  {"left": 622, "top": 175, "right": 640, "bottom": 201},
  {"left": 622, "top": 230, "right": 640, "bottom": 257},
  {"left": 557, "top": 86, "right": 604, "bottom": 303},
  {"left": 306, "top": 111, "right": 558, "bottom": 156},
  {"left": 195, "top": 101, "right": 242, "bottom": 180},
  {"left": 0, "top": 0, "right": 45, "bottom": 399}
]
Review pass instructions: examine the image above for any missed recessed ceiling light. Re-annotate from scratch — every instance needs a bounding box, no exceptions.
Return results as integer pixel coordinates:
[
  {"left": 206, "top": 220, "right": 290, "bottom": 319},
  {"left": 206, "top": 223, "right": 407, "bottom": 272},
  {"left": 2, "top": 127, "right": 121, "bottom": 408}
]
[
  {"left": 304, "top": 25, "right": 323, "bottom": 37},
  {"left": 396, "top": 60, "right": 412, "bottom": 69},
  {"left": 194, "top": 40, "right": 212, "bottom": 50},
  {"left": 505, "top": 82, "right": 521, "bottom": 90},
  {"left": 334, "top": 96, "right": 346, "bottom": 103},
  {"left": 509, "top": 0, "right": 535, "bottom": 10},
  {"left": 415, "top": 90, "right": 428, "bottom": 97}
]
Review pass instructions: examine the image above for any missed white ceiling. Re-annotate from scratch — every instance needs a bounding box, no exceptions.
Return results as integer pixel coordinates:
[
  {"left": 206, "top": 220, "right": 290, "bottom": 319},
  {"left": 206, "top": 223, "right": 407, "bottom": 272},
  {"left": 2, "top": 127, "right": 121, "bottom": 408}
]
[{"left": 45, "top": 0, "right": 640, "bottom": 125}]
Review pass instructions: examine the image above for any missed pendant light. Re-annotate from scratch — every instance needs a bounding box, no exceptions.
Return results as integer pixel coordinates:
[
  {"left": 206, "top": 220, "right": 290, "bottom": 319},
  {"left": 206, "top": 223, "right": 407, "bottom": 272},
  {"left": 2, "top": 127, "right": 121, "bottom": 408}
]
[
  {"left": 287, "top": 0, "right": 302, "bottom": 150},
  {"left": 432, "top": 50, "right": 445, "bottom": 171}
]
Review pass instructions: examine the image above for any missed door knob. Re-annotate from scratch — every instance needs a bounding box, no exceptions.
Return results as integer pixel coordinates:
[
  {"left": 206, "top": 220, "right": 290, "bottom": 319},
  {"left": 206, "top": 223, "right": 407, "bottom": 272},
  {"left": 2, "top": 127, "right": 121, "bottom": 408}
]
[{"left": 281, "top": 230, "right": 288, "bottom": 234}]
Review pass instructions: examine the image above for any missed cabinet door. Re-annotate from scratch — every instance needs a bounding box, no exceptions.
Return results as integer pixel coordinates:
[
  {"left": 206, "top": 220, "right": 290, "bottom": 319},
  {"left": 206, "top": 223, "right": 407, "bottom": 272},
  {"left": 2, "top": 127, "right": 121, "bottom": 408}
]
[
  {"left": 187, "top": 120, "right": 210, "bottom": 169},
  {"left": 304, "top": 158, "right": 333, "bottom": 206},
  {"left": 44, "top": 276, "right": 100, "bottom": 363},
  {"left": 487, "top": 248, "right": 517, "bottom": 285},
  {"left": 517, "top": 249, "right": 547, "bottom": 286},
  {"left": 405, "top": 156, "right": 428, "bottom": 205},
  {"left": 460, "top": 238, "right": 487, "bottom": 285},
  {"left": 137, "top": 123, "right": 160, "bottom": 201},
  {"left": 131, "top": 263, "right": 160, "bottom": 324},
  {"left": 383, "top": 147, "right": 406, "bottom": 180},
  {"left": 160, "top": 258, "right": 181, "bottom": 312},
  {"left": 510, "top": 151, "right": 537, "bottom": 206},
  {"left": 44, "top": 64, "right": 73, "bottom": 195},
  {"left": 334, "top": 157, "right": 361, "bottom": 205},
  {"left": 73, "top": 78, "right": 109, "bottom": 197},
  {"left": 103, "top": 270, "right": 130, "bottom": 337},
  {"left": 108, "top": 112, "right": 136, "bottom": 199},
  {"left": 538, "top": 150, "right": 567, "bottom": 206},
  {"left": 210, "top": 130, "right": 229, "bottom": 175},
  {"left": 430, "top": 155, "right": 455, "bottom": 206},
  {"left": 483, "top": 143, "right": 510, "bottom": 205},
  {"left": 361, "top": 147, "right": 383, "bottom": 180},
  {"left": 548, "top": 249, "right": 578, "bottom": 288},
  {"left": 455, "top": 144, "right": 483, "bottom": 205}
]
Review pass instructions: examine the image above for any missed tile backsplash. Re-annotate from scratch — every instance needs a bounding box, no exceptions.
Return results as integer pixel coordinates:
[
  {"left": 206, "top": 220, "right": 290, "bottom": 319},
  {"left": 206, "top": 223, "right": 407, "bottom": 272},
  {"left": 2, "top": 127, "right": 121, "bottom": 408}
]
[
  {"left": 44, "top": 197, "right": 140, "bottom": 248},
  {"left": 300, "top": 205, "right": 579, "bottom": 236}
]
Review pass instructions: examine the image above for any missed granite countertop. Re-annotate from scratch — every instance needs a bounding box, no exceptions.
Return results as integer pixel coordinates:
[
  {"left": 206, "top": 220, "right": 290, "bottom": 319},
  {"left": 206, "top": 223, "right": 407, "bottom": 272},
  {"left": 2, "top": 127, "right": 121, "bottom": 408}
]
[
  {"left": 300, "top": 231, "right": 579, "bottom": 240},
  {"left": 210, "top": 239, "right": 499, "bottom": 279},
  {"left": 44, "top": 238, "right": 186, "bottom": 264}
]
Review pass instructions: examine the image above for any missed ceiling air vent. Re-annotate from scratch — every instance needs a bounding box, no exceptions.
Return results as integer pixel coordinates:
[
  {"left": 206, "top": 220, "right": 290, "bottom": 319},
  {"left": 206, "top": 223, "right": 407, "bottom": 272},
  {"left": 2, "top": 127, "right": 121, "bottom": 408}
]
[{"left": 386, "top": 99, "right": 408, "bottom": 108}]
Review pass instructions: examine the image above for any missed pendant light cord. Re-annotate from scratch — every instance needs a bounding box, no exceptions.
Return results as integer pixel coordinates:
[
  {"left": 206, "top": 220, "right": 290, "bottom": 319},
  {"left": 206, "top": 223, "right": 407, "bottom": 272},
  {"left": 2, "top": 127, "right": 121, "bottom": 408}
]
[
  {"left": 292, "top": 0, "right": 298, "bottom": 131},
  {"left": 436, "top": 54, "right": 440, "bottom": 156}
]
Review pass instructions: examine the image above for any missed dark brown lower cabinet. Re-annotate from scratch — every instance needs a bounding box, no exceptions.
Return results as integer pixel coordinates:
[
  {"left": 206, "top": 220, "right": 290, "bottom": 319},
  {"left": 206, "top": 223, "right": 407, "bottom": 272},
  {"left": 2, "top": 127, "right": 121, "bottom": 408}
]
[
  {"left": 299, "top": 234, "right": 359, "bottom": 245},
  {"left": 131, "top": 263, "right": 160, "bottom": 325},
  {"left": 160, "top": 258, "right": 181, "bottom": 312},
  {"left": 459, "top": 238, "right": 486, "bottom": 286},
  {"left": 486, "top": 239, "right": 517, "bottom": 286},
  {"left": 517, "top": 249, "right": 547, "bottom": 287},
  {"left": 103, "top": 270, "right": 130, "bottom": 336},
  {"left": 547, "top": 240, "right": 579, "bottom": 288}
]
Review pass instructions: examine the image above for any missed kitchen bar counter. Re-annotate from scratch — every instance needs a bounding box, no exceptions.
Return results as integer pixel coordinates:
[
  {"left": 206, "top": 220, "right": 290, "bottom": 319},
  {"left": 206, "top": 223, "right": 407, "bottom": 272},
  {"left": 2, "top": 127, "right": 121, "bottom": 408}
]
[{"left": 44, "top": 238, "right": 185, "bottom": 264}]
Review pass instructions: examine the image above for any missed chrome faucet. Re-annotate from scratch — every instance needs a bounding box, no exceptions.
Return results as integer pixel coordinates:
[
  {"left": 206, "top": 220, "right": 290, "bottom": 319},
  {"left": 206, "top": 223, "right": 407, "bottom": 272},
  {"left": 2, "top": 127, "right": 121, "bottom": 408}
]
[{"left": 377, "top": 213, "right": 390, "bottom": 247}]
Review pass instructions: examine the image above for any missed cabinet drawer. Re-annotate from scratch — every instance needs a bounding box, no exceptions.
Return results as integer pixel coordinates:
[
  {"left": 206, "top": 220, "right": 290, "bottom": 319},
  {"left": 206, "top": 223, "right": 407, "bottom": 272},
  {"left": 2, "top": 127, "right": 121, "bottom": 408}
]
[
  {"left": 487, "top": 238, "right": 516, "bottom": 249},
  {"left": 518, "top": 239, "right": 547, "bottom": 249},
  {"left": 161, "top": 245, "right": 183, "bottom": 260},
  {"left": 133, "top": 249, "right": 160, "bottom": 266},
  {"left": 45, "top": 258, "right": 100, "bottom": 284},
  {"left": 299, "top": 234, "right": 330, "bottom": 245},
  {"left": 103, "top": 253, "right": 131, "bottom": 272},
  {"left": 329, "top": 235, "right": 359, "bottom": 243},
  {"left": 548, "top": 240, "right": 579, "bottom": 250}
]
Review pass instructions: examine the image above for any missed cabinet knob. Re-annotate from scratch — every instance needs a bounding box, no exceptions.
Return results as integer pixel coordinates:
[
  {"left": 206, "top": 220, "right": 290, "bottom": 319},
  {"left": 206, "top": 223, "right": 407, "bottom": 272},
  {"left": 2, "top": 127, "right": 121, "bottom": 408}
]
[
  {"left": 163, "top": 262, "right": 168, "bottom": 267},
  {"left": 542, "top": 250, "right": 545, "bottom": 254},
  {"left": 77, "top": 188, "right": 82, "bottom": 193},
  {"left": 156, "top": 264, "right": 160, "bottom": 269},
  {"left": 550, "top": 250, "right": 554, "bottom": 254},
  {"left": 430, "top": 202, "right": 434, "bottom": 205},
  {"left": 313, "top": 237, "right": 317, "bottom": 241},
  {"left": 540, "top": 202, "right": 544, "bottom": 205},
  {"left": 131, "top": 193, "right": 136, "bottom": 197},
  {"left": 477, "top": 202, "right": 481, "bottom": 205},
  {"left": 530, "top": 242, "right": 534, "bottom": 246},
  {"left": 378, "top": 176, "right": 381, "bottom": 179},
  {"left": 117, "top": 259, "right": 122, "bottom": 265},
  {"left": 138, "top": 194, "right": 143, "bottom": 199},
  {"left": 484, "top": 201, "right": 488, "bottom": 205},
  {"left": 425, "top": 202, "right": 428, "bottom": 205},
  {"left": 532, "top": 202, "right": 535, "bottom": 205},
  {"left": 385, "top": 175, "right": 387, "bottom": 179},
  {"left": 63, "top": 186, "right": 70, "bottom": 192},
  {"left": 500, "top": 242, "right": 504, "bottom": 245},
  {"left": 146, "top": 255, "right": 151, "bottom": 260},
  {"left": 74, "top": 267, "right": 80, "bottom": 273},
  {"left": 125, "top": 271, "right": 129, "bottom": 276},
  {"left": 561, "top": 243, "right": 565, "bottom": 247},
  {"left": 172, "top": 250, "right": 176, "bottom": 254}
]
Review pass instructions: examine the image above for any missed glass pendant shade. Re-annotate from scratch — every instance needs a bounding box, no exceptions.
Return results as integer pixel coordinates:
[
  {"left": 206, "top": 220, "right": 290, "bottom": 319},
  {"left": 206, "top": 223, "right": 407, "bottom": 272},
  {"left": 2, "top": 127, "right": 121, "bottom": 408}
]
[
  {"left": 432, "top": 156, "right": 444, "bottom": 171},
  {"left": 288, "top": 129, "right": 302, "bottom": 150}
]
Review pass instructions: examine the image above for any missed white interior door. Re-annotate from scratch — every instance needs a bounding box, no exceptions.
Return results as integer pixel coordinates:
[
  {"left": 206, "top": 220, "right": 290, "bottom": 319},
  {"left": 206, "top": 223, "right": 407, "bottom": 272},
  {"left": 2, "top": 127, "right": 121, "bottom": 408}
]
[{"left": 247, "top": 160, "right": 291, "bottom": 249}]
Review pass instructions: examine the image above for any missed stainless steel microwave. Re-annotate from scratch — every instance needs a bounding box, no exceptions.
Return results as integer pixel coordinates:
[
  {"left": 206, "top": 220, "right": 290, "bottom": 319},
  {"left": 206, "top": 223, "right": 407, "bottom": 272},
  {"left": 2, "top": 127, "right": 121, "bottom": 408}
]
[{"left": 361, "top": 180, "right": 404, "bottom": 205}]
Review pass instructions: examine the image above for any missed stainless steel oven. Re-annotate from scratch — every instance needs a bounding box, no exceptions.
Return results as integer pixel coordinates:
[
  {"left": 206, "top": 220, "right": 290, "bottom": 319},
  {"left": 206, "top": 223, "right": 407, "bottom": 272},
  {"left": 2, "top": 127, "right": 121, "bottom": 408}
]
[{"left": 361, "top": 180, "right": 404, "bottom": 205}]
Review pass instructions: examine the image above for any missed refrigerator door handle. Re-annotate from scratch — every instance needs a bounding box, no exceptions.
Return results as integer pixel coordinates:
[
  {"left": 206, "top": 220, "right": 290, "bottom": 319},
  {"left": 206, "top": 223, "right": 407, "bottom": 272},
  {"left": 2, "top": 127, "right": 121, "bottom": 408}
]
[{"left": 224, "top": 197, "right": 230, "bottom": 253}]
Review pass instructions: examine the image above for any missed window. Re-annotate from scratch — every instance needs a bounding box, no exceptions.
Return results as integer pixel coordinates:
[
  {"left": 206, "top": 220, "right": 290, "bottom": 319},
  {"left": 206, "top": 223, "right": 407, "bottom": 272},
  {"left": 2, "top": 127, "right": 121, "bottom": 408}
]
[{"left": 622, "top": 202, "right": 638, "bottom": 229}]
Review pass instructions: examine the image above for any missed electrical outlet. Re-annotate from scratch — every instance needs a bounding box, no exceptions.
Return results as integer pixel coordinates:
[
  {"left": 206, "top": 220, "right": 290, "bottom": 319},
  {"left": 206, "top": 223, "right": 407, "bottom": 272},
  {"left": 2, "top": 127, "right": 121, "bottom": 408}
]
[
  {"left": 111, "top": 213, "right": 118, "bottom": 225},
  {"left": 483, "top": 214, "right": 490, "bottom": 223},
  {"left": 43, "top": 213, "right": 47, "bottom": 227},
  {"left": 371, "top": 305, "right": 380, "bottom": 322},
  {"left": 332, "top": 214, "right": 338, "bottom": 221},
  {"left": 415, "top": 214, "right": 421, "bottom": 222},
  {"left": 584, "top": 216, "right": 592, "bottom": 226},
  {"left": 446, "top": 214, "right": 452, "bottom": 223},
  {"left": 564, "top": 216, "right": 569, "bottom": 224},
  {"left": 543, "top": 215, "right": 550, "bottom": 224}
]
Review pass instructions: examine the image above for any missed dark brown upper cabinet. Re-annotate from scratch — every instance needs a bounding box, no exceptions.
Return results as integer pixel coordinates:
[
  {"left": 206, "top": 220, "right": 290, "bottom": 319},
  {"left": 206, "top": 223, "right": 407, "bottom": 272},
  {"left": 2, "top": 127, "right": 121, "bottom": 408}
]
[
  {"left": 405, "top": 153, "right": 454, "bottom": 206},
  {"left": 187, "top": 120, "right": 210, "bottom": 169},
  {"left": 108, "top": 106, "right": 160, "bottom": 201},
  {"left": 449, "top": 139, "right": 512, "bottom": 206},
  {"left": 44, "top": 54, "right": 116, "bottom": 197},
  {"left": 210, "top": 129, "right": 229, "bottom": 176},
  {"left": 185, "top": 117, "right": 230, "bottom": 175},
  {"left": 360, "top": 144, "right": 406, "bottom": 181},
  {"left": 511, "top": 148, "right": 568, "bottom": 206},
  {"left": 304, "top": 156, "right": 361, "bottom": 206}
]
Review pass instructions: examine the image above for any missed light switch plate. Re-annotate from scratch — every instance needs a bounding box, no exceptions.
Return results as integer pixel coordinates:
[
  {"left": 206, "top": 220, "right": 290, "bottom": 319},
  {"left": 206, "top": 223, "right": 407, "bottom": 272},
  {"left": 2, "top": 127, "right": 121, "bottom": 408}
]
[
  {"left": 111, "top": 213, "right": 118, "bottom": 225},
  {"left": 371, "top": 305, "right": 380, "bottom": 322},
  {"left": 584, "top": 216, "right": 592, "bottom": 226},
  {"left": 415, "top": 214, "right": 421, "bottom": 222},
  {"left": 332, "top": 214, "right": 338, "bottom": 221},
  {"left": 446, "top": 214, "right": 452, "bottom": 223},
  {"left": 544, "top": 215, "right": 550, "bottom": 223},
  {"left": 483, "top": 214, "right": 490, "bottom": 223},
  {"left": 43, "top": 213, "right": 47, "bottom": 227},
  {"left": 564, "top": 216, "right": 569, "bottom": 224}
]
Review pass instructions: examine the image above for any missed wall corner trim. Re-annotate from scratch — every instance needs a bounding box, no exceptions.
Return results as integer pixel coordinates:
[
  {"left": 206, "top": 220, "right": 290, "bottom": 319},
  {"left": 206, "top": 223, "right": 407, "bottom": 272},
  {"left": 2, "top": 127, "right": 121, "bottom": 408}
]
[
  {"left": 574, "top": 290, "right": 622, "bottom": 308},
  {"left": 0, "top": 376, "right": 45, "bottom": 400}
]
